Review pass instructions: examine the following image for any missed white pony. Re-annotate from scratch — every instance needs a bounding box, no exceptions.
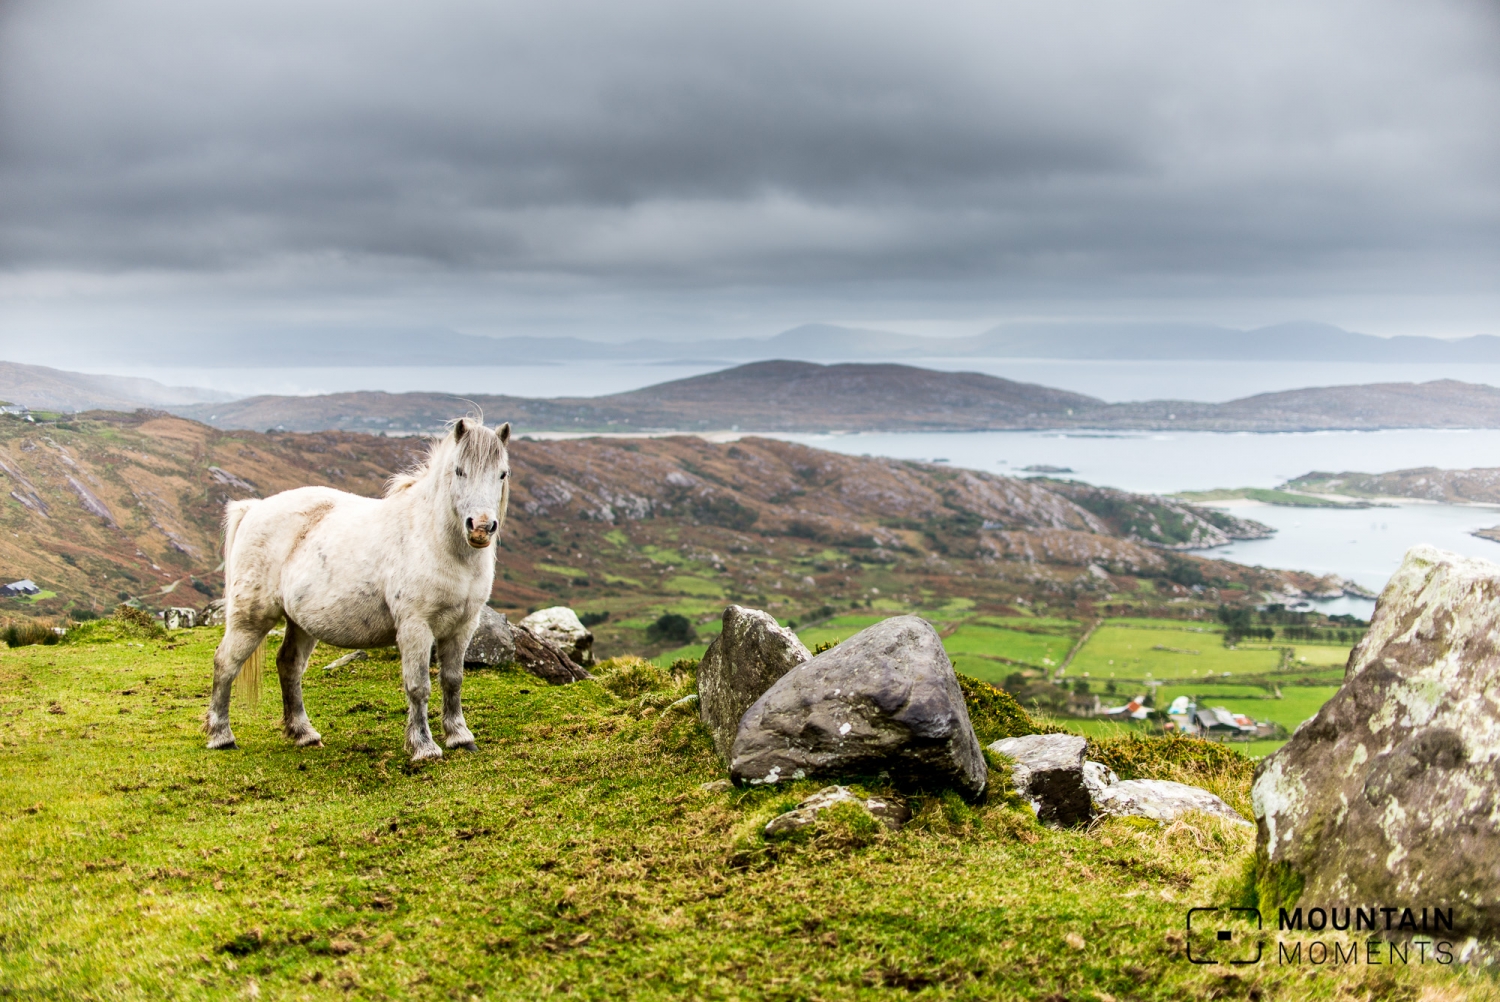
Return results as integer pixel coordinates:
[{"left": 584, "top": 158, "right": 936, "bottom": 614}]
[{"left": 205, "top": 417, "right": 511, "bottom": 761}]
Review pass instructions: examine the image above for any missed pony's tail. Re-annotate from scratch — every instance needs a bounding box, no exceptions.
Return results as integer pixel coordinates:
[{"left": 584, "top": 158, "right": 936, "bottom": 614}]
[{"left": 222, "top": 500, "right": 264, "bottom": 707}]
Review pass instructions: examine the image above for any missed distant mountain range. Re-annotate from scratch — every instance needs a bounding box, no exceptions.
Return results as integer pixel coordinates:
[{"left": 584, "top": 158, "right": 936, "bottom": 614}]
[
  {"left": 167, "top": 361, "right": 1500, "bottom": 434},
  {"left": 0, "top": 361, "right": 231, "bottom": 412},
  {"left": 14, "top": 319, "right": 1500, "bottom": 368}
]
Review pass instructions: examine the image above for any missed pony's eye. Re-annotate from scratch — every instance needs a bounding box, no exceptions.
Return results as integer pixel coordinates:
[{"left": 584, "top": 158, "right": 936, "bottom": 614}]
[
  {"left": 455, "top": 467, "right": 466, "bottom": 477},
  {"left": 499, "top": 471, "right": 508, "bottom": 480}
]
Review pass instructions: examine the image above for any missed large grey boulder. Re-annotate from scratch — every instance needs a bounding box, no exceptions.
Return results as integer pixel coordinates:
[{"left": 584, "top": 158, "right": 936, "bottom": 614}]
[
  {"left": 729, "top": 615, "right": 988, "bottom": 800},
  {"left": 698, "top": 605, "right": 811, "bottom": 761},
  {"left": 518, "top": 606, "right": 594, "bottom": 666},
  {"left": 464, "top": 607, "right": 516, "bottom": 667},
  {"left": 989, "top": 734, "right": 1091, "bottom": 826},
  {"left": 1253, "top": 546, "right": 1500, "bottom": 945},
  {"left": 512, "top": 624, "right": 591, "bottom": 685}
]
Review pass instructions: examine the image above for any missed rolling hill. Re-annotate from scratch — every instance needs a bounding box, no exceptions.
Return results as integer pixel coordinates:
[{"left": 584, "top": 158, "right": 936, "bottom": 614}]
[
  {"left": 0, "top": 409, "right": 1343, "bottom": 637},
  {"left": 171, "top": 361, "right": 1500, "bottom": 434}
]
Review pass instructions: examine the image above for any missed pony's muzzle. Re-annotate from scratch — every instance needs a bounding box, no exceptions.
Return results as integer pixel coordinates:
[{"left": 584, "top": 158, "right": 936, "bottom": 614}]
[{"left": 465, "top": 517, "right": 499, "bottom": 548}]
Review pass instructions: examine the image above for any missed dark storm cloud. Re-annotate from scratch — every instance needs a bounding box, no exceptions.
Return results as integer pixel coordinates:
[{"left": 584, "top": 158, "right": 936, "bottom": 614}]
[{"left": 1, "top": 0, "right": 1498, "bottom": 329}]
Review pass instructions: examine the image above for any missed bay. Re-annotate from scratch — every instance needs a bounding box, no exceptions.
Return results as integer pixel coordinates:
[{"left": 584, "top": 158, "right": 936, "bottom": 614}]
[{"left": 775, "top": 428, "right": 1500, "bottom": 613}]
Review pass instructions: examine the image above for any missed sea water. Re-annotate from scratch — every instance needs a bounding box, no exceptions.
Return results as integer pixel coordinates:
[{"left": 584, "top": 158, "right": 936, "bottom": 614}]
[{"left": 774, "top": 428, "right": 1500, "bottom": 612}]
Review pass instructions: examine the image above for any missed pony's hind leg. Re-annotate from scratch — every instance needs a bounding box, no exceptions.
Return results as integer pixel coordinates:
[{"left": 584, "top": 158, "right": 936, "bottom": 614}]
[
  {"left": 206, "top": 624, "right": 269, "bottom": 750},
  {"left": 277, "top": 619, "right": 323, "bottom": 747},
  {"left": 436, "top": 634, "right": 475, "bottom": 750},
  {"left": 397, "top": 620, "right": 443, "bottom": 762}
]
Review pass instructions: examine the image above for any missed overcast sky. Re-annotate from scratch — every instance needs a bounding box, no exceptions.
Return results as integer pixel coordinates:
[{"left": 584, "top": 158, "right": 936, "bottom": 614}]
[{"left": 1, "top": 0, "right": 1498, "bottom": 349}]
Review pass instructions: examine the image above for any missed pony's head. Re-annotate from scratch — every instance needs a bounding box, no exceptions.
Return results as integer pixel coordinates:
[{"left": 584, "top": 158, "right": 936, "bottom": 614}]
[{"left": 393, "top": 417, "right": 512, "bottom": 549}]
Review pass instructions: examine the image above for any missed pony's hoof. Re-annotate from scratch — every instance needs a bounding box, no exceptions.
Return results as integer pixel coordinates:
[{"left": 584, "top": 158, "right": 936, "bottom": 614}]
[
  {"left": 445, "top": 729, "right": 477, "bottom": 750},
  {"left": 409, "top": 743, "right": 443, "bottom": 762},
  {"left": 288, "top": 728, "right": 324, "bottom": 747},
  {"left": 448, "top": 740, "right": 478, "bottom": 753},
  {"left": 206, "top": 737, "right": 238, "bottom": 751}
]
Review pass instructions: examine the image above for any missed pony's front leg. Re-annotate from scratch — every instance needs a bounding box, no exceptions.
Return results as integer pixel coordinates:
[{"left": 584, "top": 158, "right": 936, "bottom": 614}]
[
  {"left": 276, "top": 619, "right": 323, "bottom": 747},
  {"left": 205, "top": 624, "right": 269, "bottom": 750},
  {"left": 397, "top": 621, "right": 443, "bottom": 761},
  {"left": 436, "top": 634, "right": 475, "bottom": 750}
]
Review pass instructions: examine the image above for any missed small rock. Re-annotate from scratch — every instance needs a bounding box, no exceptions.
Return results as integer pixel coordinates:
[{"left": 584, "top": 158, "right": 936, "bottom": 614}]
[
  {"left": 699, "top": 779, "right": 733, "bottom": 793},
  {"left": 512, "top": 625, "right": 591, "bottom": 685},
  {"left": 730, "top": 615, "right": 988, "bottom": 799},
  {"left": 1082, "top": 759, "right": 1118, "bottom": 799},
  {"left": 518, "top": 606, "right": 594, "bottom": 666},
  {"left": 1079, "top": 757, "right": 1248, "bottom": 825},
  {"left": 321, "top": 650, "right": 368, "bottom": 672},
  {"left": 200, "top": 598, "right": 226, "bottom": 627},
  {"left": 464, "top": 607, "right": 516, "bottom": 667},
  {"left": 989, "top": 734, "right": 1091, "bottom": 826},
  {"left": 763, "top": 785, "right": 910, "bottom": 836},
  {"left": 698, "top": 605, "right": 811, "bottom": 761},
  {"left": 1063, "top": 932, "right": 1086, "bottom": 951},
  {"left": 1094, "top": 779, "right": 1249, "bottom": 826},
  {"left": 163, "top": 606, "right": 197, "bottom": 630}
]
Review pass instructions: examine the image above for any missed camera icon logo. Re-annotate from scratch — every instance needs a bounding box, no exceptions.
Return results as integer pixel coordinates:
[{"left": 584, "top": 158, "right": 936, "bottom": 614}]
[{"left": 1186, "top": 907, "right": 1263, "bottom": 965}]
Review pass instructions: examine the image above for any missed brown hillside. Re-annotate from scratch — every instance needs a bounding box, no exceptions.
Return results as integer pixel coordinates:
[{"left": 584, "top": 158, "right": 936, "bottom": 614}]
[{"left": 0, "top": 411, "right": 1335, "bottom": 641}]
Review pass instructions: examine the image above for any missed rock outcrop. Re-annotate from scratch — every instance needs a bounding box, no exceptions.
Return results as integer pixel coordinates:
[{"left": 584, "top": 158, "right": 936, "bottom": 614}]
[
  {"left": 512, "top": 624, "right": 591, "bottom": 685},
  {"left": 464, "top": 607, "right": 517, "bottom": 667},
  {"left": 1094, "top": 778, "right": 1248, "bottom": 825},
  {"left": 698, "top": 605, "right": 811, "bottom": 760},
  {"left": 1252, "top": 546, "right": 1500, "bottom": 944},
  {"left": 729, "top": 615, "right": 988, "bottom": 799},
  {"left": 763, "top": 785, "right": 910, "bottom": 837},
  {"left": 989, "top": 734, "right": 1091, "bottom": 826},
  {"left": 163, "top": 606, "right": 197, "bottom": 630},
  {"left": 994, "top": 738, "right": 1248, "bottom": 826},
  {"left": 518, "top": 606, "right": 594, "bottom": 666}
]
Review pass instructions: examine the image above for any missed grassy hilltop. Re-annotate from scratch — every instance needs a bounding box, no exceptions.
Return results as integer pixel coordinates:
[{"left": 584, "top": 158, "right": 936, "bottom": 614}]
[{"left": 0, "top": 618, "right": 1492, "bottom": 1000}]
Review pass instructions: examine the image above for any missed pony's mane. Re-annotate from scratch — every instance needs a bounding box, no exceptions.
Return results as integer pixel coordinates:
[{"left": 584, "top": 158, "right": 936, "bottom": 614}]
[{"left": 384, "top": 417, "right": 504, "bottom": 497}]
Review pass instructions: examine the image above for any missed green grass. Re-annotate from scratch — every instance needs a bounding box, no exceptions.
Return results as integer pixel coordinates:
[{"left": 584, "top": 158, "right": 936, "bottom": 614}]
[
  {"left": 649, "top": 643, "right": 711, "bottom": 668},
  {"left": 793, "top": 615, "right": 889, "bottom": 650},
  {"left": 1157, "top": 686, "right": 1341, "bottom": 737},
  {"left": 0, "top": 625, "right": 1485, "bottom": 1000},
  {"left": 1290, "top": 644, "right": 1352, "bottom": 668},
  {"left": 663, "top": 575, "right": 725, "bottom": 598},
  {"left": 535, "top": 563, "right": 587, "bottom": 579},
  {"left": 942, "top": 624, "right": 1080, "bottom": 686},
  {"left": 972, "top": 616, "right": 1080, "bottom": 632},
  {"left": 1067, "top": 625, "right": 1280, "bottom": 682},
  {"left": 1171, "top": 488, "right": 1369, "bottom": 508}
]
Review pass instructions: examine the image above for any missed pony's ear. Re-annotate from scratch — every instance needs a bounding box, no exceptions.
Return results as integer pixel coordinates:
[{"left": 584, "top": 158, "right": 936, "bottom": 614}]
[
  {"left": 453, "top": 418, "right": 468, "bottom": 442},
  {"left": 498, "top": 422, "right": 511, "bottom": 445}
]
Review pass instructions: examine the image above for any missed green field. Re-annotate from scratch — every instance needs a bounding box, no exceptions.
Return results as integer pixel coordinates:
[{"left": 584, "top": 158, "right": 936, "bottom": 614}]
[
  {"left": 1156, "top": 685, "right": 1338, "bottom": 729},
  {"left": 1066, "top": 622, "right": 1280, "bottom": 682},
  {"left": 793, "top": 614, "right": 891, "bottom": 651},
  {"left": 1290, "top": 644, "right": 1353, "bottom": 668},
  {"left": 942, "top": 625, "right": 1075, "bottom": 669}
]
